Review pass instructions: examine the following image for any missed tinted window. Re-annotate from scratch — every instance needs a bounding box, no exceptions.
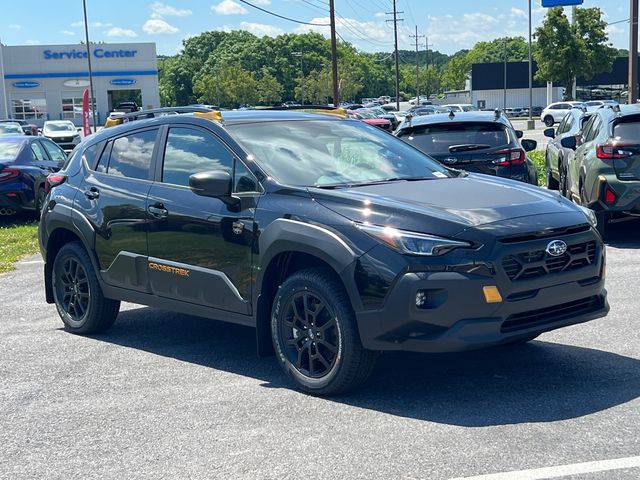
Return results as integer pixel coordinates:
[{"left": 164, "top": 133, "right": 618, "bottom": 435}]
[
  {"left": 106, "top": 129, "right": 157, "bottom": 180},
  {"left": 398, "top": 122, "right": 509, "bottom": 155},
  {"left": 565, "top": 114, "right": 576, "bottom": 133},
  {"left": 587, "top": 117, "right": 602, "bottom": 142},
  {"left": 40, "top": 140, "right": 67, "bottom": 162},
  {"left": 613, "top": 121, "right": 640, "bottom": 142},
  {"left": 85, "top": 142, "right": 107, "bottom": 171},
  {"left": 31, "top": 142, "right": 47, "bottom": 161},
  {"left": 581, "top": 116, "right": 596, "bottom": 141},
  {"left": 556, "top": 116, "right": 569, "bottom": 135},
  {"left": 234, "top": 160, "right": 259, "bottom": 193},
  {"left": 0, "top": 140, "right": 23, "bottom": 160},
  {"left": 162, "top": 127, "right": 234, "bottom": 187}
]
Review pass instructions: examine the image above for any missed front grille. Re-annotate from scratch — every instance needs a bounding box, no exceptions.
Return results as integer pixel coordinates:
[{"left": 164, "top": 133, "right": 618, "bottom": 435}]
[
  {"left": 499, "top": 224, "right": 590, "bottom": 244},
  {"left": 501, "top": 296, "right": 603, "bottom": 333},
  {"left": 501, "top": 241, "right": 596, "bottom": 281},
  {"left": 52, "top": 137, "right": 72, "bottom": 144}
]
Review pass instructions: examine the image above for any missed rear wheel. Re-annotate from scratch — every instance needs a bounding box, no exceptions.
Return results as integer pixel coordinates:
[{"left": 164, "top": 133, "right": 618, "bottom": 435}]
[
  {"left": 580, "top": 183, "right": 607, "bottom": 238},
  {"left": 271, "top": 268, "right": 377, "bottom": 395},
  {"left": 559, "top": 161, "right": 568, "bottom": 198},
  {"left": 52, "top": 242, "right": 120, "bottom": 334},
  {"left": 546, "top": 155, "right": 559, "bottom": 190},
  {"left": 544, "top": 116, "right": 554, "bottom": 127},
  {"left": 33, "top": 187, "right": 46, "bottom": 219}
]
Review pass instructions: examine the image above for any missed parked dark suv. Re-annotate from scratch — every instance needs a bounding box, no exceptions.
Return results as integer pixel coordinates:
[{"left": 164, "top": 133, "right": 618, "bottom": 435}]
[
  {"left": 394, "top": 110, "right": 539, "bottom": 185},
  {"left": 39, "top": 108, "right": 608, "bottom": 395}
]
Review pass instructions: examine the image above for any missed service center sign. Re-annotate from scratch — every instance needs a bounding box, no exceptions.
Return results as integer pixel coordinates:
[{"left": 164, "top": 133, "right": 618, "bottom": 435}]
[{"left": 43, "top": 48, "right": 138, "bottom": 60}]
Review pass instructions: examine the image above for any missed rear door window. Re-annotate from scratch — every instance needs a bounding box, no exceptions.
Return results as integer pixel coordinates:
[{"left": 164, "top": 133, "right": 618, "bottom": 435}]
[
  {"left": 30, "top": 142, "right": 47, "bottom": 161},
  {"left": 398, "top": 122, "right": 510, "bottom": 154},
  {"left": 103, "top": 129, "right": 158, "bottom": 180}
]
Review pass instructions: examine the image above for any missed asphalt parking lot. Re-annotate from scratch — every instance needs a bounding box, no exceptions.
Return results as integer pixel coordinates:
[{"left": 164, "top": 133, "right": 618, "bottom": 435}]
[{"left": 1, "top": 218, "right": 639, "bottom": 480}]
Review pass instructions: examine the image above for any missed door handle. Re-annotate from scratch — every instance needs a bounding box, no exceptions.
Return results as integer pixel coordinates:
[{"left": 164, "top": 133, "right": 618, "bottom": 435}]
[
  {"left": 148, "top": 203, "right": 168, "bottom": 218},
  {"left": 84, "top": 187, "right": 100, "bottom": 199}
]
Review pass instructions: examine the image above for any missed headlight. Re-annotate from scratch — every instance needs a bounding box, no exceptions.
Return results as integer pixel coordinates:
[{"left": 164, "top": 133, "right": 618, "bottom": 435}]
[
  {"left": 577, "top": 205, "right": 597, "bottom": 228},
  {"left": 356, "top": 224, "right": 472, "bottom": 256}
]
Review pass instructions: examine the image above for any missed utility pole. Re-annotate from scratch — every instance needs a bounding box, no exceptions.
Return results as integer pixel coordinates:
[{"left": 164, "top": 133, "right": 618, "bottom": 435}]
[
  {"left": 329, "top": 0, "right": 339, "bottom": 106},
  {"left": 630, "top": 0, "right": 639, "bottom": 103},
  {"left": 293, "top": 51, "right": 304, "bottom": 104},
  {"left": 82, "top": 0, "right": 97, "bottom": 133},
  {"left": 503, "top": 38, "right": 507, "bottom": 111},
  {"left": 409, "top": 26, "right": 424, "bottom": 101},
  {"left": 386, "top": 1, "right": 403, "bottom": 111},
  {"left": 527, "top": 0, "right": 534, "bottom": 130}
]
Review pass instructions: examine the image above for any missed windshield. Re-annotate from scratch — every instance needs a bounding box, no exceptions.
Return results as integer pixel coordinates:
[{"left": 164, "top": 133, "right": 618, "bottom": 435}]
[
  {"left": 44, "top": 122, "right": 76, "bottom": 132},
  {"left": 0, "top": 124, "right": 23, "bottom": 135},
  {"left": 227, "top": 119, "right": 455, "bottom": 187},
  {"left": 0, "top": 140, "right": 23, "bottom": 159},
  {"left": 397, "top": 122, "right": 510, "bottom": 155}
]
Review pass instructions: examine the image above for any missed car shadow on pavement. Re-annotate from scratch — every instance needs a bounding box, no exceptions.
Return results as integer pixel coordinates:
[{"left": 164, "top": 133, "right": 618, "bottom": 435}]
[
  {"left": 96, "top": 307, "right": 640, "bottom": 427},
  {"left": 604, "top": 217, "right": 640, "bottom": 249}
]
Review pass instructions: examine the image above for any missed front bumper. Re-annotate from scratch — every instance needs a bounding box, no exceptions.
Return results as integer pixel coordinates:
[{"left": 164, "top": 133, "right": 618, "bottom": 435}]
[{"left": 354, "top": 227, "right": 608, "bottom": 353}]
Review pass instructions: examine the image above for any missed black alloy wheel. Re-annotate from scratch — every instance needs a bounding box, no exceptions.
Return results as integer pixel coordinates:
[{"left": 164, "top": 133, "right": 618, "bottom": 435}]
[
  {"left": 278, "top": 290, "right": 340, "bottom": 379},
  {"left": 52, "top": 242, "right": 120, "bottom": 334},
  {"left": 34, "top": 188, "right": 46, "bottom": 219},
  {"left": 559, "top": 162, "right": 568, "bottom": 198},
  {"left": 271, "top": 268, "right": 377, "bottom": 395}
]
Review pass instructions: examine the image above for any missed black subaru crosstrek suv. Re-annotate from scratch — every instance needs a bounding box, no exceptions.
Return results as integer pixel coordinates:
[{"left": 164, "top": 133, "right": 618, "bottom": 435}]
[{"left": 39, "top": 108, "right": 609, "bottom": 395}]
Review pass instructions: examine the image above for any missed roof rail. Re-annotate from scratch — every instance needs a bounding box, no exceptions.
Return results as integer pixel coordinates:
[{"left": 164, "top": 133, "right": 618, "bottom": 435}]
[
  {"left": 494, "top": 108, "right": 502, "bottom": 119},
  {"left": 254, "top": 105, "right": 348, "bottom": 118},
  {"left": 104, "top": 106, "right": 216, "bottom": 128}
]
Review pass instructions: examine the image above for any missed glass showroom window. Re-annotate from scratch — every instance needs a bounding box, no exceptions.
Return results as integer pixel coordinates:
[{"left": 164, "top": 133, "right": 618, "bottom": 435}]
[
  {"left": 62, "top": 95, "right": 95, "bottom": 119},
  {"left": 12, "top": 98, "right": 47, "bottom": 120}
]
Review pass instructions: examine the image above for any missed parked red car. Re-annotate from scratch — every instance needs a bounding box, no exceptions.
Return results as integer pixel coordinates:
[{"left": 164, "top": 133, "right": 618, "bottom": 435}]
[{"left": 347, "top": 110, "right": 392, "bottom": 132}]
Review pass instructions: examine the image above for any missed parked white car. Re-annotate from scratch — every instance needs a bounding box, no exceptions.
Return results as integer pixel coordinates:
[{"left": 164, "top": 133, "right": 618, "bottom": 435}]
[
  {"left": 42, "top": 120, "right": 81, "bottom": 153},
  {"left": 540, "top": 101, "right": 585, "bottom": 126},
  {"left": 584, "top": 99, "right": 618, "bottom": 112},
  {"left": 442, "top": 104, "right": 477, "bottom": 112}
]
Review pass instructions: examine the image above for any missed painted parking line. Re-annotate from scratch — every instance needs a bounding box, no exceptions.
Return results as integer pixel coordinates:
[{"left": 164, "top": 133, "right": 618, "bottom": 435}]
[
  {"left": 20, "top": 260, "right": 44, "bottom": 265},
  {"left": 450, "top": 455, "right": 640, "bottom": 480}
]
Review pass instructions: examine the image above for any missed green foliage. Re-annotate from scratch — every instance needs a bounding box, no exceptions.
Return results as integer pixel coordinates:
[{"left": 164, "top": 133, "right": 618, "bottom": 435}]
[
  {"left": 534, "top": 7, "right": 616, "bottom": 100},
  {"left": 467, "top": 37, "right": 530, "bottom": 64},
  {"left": 441, "top": 53, "right": 470, "bottom": 91},
  {"left": 194, "top": 64, "right": 259, "bottom": 108},
  {"left": 528, "top": 150, "right": 547, "bottom": 186},
  {"left": 0, "top": 218, "right": 39, "bottom": 273}
]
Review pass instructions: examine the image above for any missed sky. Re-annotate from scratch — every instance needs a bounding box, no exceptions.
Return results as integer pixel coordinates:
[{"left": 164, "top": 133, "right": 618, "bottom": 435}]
[{"left": 0, "top": 0, "right": 631, "bottom": 56}]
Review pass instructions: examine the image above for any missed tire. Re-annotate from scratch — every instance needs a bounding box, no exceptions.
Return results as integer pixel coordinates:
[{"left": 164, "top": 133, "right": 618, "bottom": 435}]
[
  {"left": 559, "top": 161, "right": 568, "bottom": 198},
  {"left": 33, "top": 187, "right": 46, "bottom": 219},
  {"left": 271, "top": 268, "right": 378, "bottom": 395},
  {"left": 544, "top": 116, "right": 554, "bottom": 127},
  {"left": 546, "top": 155, "right": 559, "bottom": 190},
  {"left": 595, "top": 211, "right": 607, "bottom": 239},
  {"left": 52, "top": 241, "right": 120, "bottom": 334}
]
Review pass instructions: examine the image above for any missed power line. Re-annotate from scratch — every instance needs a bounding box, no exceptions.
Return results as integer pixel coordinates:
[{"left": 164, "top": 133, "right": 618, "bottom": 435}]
[
  {"left": 299, "top": 0, "right": 328, "bottom": 14},
  {"left": 236, "top": 0, "right": 330, "bottom": 26},
  {"left": 409, "top": 26, "right": 424, "bottom": 98}
]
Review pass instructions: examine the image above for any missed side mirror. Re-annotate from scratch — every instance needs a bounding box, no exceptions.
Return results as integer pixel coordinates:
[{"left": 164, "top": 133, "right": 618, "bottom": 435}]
[
  {"left": 543, "top": 127, "right": 555, "bottom": 138},
  {"left": 560, "top": 136, "right": 577, "bottom": 150},
  {"left": 521, "top": 139, "right": 537, "bottom": 152},
  {"left": 189, "top": 170, "right": 233, "bottom": 198},
  {"left": 515, "top": 130, "right": 524, "bottom": 139}
]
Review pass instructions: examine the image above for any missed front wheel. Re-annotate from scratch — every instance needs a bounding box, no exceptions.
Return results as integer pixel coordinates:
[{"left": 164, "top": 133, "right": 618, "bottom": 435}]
[
  {"left": 271, "top": 268, "right": 377, "bottom": 395},
  {"left": 52, "top": 241, "right": 120, "bottom": 334},
  {"left": 544, "top": 116, "right": 554, "bottom": 127},
  {"left": 546, "top": 156, "right": 559, "bottom": 190}
]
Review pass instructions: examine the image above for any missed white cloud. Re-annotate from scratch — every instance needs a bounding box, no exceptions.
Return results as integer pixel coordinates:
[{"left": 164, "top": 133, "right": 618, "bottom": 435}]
[
  {"left": 212, "top": 0, "right": 247, "bottom": 15},
  {"left": 70, "top": 20, "right": 113, "bottom": 28},
  {"left": 8, "top": 24, "right": 21, "bottom": 30},
  {"left": 25, "top": 40, "right": 41, "bottom": 45},
  {"left": 295, "top": 16, "right": 393, "bottom": 48},
  {"left": 151, "top": 2, "right": 192, "bottom": 19},
  {"left": 107, "top": 27, "right": 138, "bottom": 37},
  {"left": 510, "top": 7, "right": 526, "bottom": 19},
  {"left": 143, "top": 18, "right": 179, "bottom": 34},
  {"left": 252, "top": 0, "right": 271, "bottom": 4},
  {"left": 239, "top": 21, "right": 284, "bottom": 37},
  {"left": 59, "top": 30, "right": 75, "bottom": 36}
]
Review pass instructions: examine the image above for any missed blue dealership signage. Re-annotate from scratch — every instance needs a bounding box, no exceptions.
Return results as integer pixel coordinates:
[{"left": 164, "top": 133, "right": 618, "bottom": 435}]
[
  {"left": 43, "top": 48, "right": 138, "bottom": 60},
  {"left": 12, "top": 81, "right": 40, "bottom": 88},
  {"left": 110, "top": 78, "right": 137, "bottom": 86},
  {"left": 541, "top": 0, "right": 583, "bottom": 7}
]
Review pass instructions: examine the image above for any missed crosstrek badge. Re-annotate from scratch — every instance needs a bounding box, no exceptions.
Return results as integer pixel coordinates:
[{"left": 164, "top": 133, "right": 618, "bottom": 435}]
[{"left": 148, "top": 262, "right": 190, "bottom": 277}]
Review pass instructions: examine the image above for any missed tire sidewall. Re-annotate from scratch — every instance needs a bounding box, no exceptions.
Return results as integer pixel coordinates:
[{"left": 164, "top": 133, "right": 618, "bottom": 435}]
[
  {"left": 52, "top": 244, "right": 94, "bottom": 331},
  {"left": 271, "top": 280, "right": 345, "bottom": 391}
]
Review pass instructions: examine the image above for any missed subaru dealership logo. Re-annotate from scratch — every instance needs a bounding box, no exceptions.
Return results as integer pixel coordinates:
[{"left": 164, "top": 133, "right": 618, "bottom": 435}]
[
  {"left": 443, "top": 157, "right": 458, "bottom": 165},
  {"left": 13, "top": 81, "right": 39, "bottom": 88},
  {"left": 546, "top": 240, "right": 568, "bottom": 257},
  {"left": 110, "top": 79, "right": 137, "bottom": 86}
]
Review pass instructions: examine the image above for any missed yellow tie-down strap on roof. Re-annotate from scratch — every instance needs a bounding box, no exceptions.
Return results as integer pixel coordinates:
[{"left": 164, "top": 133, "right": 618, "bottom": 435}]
[
  {"left": 303, "top": 108, "right": 348, "bottom": 118},
  {"left": 194, "top": 110, "right": 224, "bottom": 122}
]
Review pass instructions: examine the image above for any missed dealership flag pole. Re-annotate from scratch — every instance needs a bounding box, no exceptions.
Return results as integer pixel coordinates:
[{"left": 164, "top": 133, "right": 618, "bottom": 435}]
[{"left": 82, "top": 0, "right": 98, "bottom": 133}]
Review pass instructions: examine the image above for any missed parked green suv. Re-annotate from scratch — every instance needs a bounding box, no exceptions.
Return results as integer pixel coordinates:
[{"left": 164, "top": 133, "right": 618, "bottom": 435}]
[{"left": 563, "top": 104, "right": 640, "bottom": 236}]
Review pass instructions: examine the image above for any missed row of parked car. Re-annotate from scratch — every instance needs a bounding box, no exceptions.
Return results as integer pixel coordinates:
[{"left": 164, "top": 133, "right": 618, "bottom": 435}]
[
  {"left": 543, "top": 102, "right": 640, "bottom": 236},
  {"left": 0, "top": 119, "right": 81, "bottom": 217}
]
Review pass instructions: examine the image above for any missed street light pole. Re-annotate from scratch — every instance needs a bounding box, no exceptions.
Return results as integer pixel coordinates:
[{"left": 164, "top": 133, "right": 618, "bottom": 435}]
[
  {"left": 630, "top": 0, "right": 639, "bottom": 103},
  {"left": 293, "top": 51, "right": 304, "bottom": 105},
  {"left": 527, "top": 0, "right": 535, "bottom": 130}
]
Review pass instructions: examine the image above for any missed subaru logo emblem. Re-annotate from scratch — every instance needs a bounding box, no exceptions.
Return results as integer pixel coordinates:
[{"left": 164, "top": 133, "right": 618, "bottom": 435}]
[
  {"left": 546, "top": 240, "right": 567, "bottom": 257},
  {"left": 443, "top": 157, "right": 458, "bottom": 165}
]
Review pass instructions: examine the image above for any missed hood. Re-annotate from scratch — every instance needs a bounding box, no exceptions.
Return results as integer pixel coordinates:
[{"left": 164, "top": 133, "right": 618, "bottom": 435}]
[
  {"left": 310, "top": 174, "right": 587, "bottom": 238},
  {"left": 44, "top": 130, "right": 79, "bottom": 138}
]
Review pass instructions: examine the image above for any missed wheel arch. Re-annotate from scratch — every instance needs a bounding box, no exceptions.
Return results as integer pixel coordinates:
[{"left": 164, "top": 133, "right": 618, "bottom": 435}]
[{"left": 254, "top": 219, "right": 362, "bottom": 357}]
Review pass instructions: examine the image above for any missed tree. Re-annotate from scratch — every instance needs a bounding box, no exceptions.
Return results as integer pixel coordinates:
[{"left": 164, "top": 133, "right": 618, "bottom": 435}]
[
  {"left": 467, "top": 37, "right": 529, "bottom": 64},
  {"left": 534, "top": 7, "right": 616, "bottom": 100},
  {"left": 441, "top": 53, "right": 470, "bottom": 91},
  {"left": 194, "top": 64, "right": 259, "bottom": 108},
  {"left": 256, "top": 70, "right": 283, "bottom": 105}
]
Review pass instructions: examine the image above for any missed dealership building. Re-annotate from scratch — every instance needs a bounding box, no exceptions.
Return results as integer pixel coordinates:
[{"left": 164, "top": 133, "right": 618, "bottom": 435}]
[{"left": 0, "top": 42, "right": 160, "bottom": 127}]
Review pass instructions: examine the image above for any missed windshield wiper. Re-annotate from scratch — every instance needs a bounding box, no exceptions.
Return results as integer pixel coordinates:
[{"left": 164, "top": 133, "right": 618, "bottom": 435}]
[
  {"left": 448, "top": 143, "right": 491, "bottom": 153},
  {"left": 314, "top": 176, "right": 435, "bottom": 189}
]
